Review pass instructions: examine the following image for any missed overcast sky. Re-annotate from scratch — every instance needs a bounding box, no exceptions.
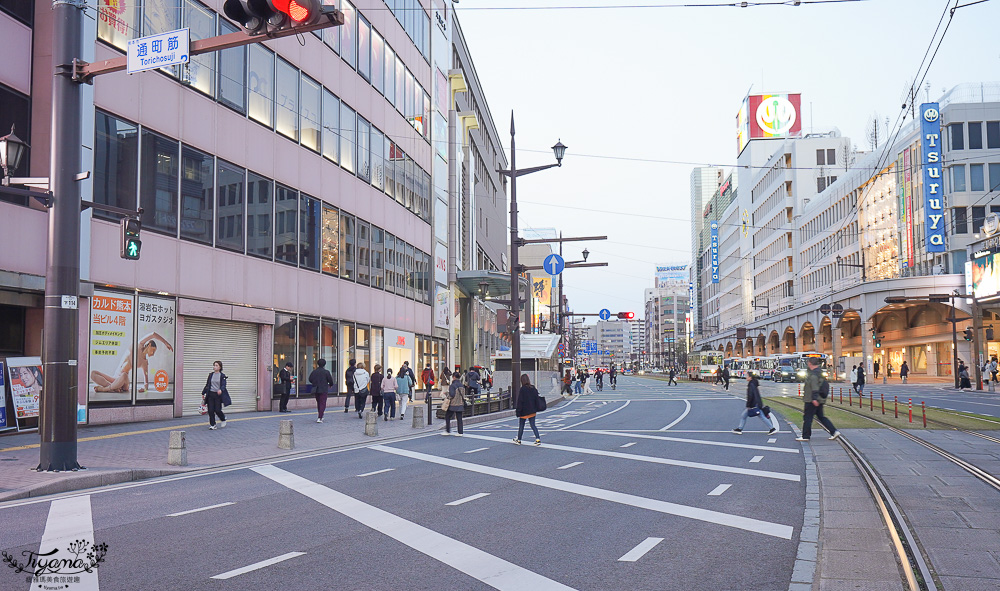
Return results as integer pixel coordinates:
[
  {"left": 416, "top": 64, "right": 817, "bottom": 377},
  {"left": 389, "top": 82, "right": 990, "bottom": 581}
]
[{"left": 456, "top": 0, "right": 1000, "bottom": 321}]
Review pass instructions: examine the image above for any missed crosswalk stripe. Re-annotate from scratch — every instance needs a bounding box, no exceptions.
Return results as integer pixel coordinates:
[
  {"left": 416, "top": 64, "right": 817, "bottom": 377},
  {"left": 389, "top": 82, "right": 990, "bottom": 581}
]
[
  {"left": 39, "top": 495, "right": 100, "bottom": 591},
  {"left": 574, "top": 430, "right": 800, "bottom": 454},
  {"left": 618, "top": 537, "right": 664, "bottom": 562},
  {"left": 708, "top": 484, "right": 732, "bottom": 496},
  {"left": 211, "top": 552, "right": 306, "bottom": 580}
]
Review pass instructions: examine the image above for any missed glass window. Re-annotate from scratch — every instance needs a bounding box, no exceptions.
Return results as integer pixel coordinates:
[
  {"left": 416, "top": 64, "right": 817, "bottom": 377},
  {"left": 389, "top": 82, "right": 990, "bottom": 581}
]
[
  {"left": 952, "top": 164, "right": 966, "bottom": 192},
  {"left": 384, "top": 44, "right": 396, "bottom": 108},
  {"left": 395, "top": 54, "right": 405, "bottom": 113},
  {"left": 357, "top": 15, "right": 371, "bottom": 82},
  {"left": 98, "top": 0, "right": 137, "bottom": 50},
  {"left": 340, "top": 213, "right": 356, "bottom": 281},
  {"left": 1, "top": 0, "right": 33, "bottom": 25},
  {"left": 968, "top": 122, "right": 983, "bottom": 150},
  {"left": 94, "top": 111, "right": 138, "bottom": 221},
  {"left": 341, "top": 0, "right": 357, "bottom": 69},
  {"left": 372, "top": 327, "right": 383, "bottom": 372},
  {"left": 405, "top": 242, "right": 415, "bottom": 299},
  {"left": 139, "top": 129, "right": 178, "bottom": 235},
  {"left": 275, "top": 184, "right": 298, "bottom": 265},
  {"left": 180, "top": 146, "right": 214, "bottom": 245},
  {"left": 300, "top": 75, "right": 322, "bottom": 152},
  {"left": 339, "top": 323, "right": 354, "bottom": 394},
  {"left": 322, "top": 89, "right": 340, "bottom": 163},
  {"left": 248, "top": 45, "right": 274, "bottom": 128},
  {"left": 275, "top": 58, "right": 299, "bottom": 141},
  {"left": 356, "top": 116, "right": 371, "bottom": 183},
  {"left": 988, "top": 122, "right": 1000, "bottom": 149},
  {"left": 340, "top": 102, "right": 356, "bottom": 173},
  {"left": 405, "top": 155, "right": 415, "bottom": 211},
  {"left": 421, "top": 170, "right": 431, "bottom": 220},
  {"left": 950, "top": 123, "right": 964, "bottom": 150},
  {"left": 321, "top": 319, "right": 338, "bottom": 388},
  {"left": 322, "top": 0, "right": 339, "bottom": 53},
  {"left": 385, "top": 140, "right": 396, "bottom": 200},
  {"left": 246, "top": 172, "right": 273, "bottom": 259},
  {"left": 973, "top": 206, "right": 986, "bottom": 233},
  {"left": 357, "top": 221, "right": 371, "bottom": 286},
  {"left": 422, "top": 91, "right": 430, "bottom": 140},
  {"left": 371, "top": 30, "right": 384, "bottom": 96},
  {"left": 322, "top": 204, "right": 339, "bottom": 275},
  {"left": 990, "top": 163, "right": 1000, "bottom": 192},
  {"left": 953, "top": 207, "right": 967, "bottom": 234},
  {"left": 273, "top": 313, "right": 296, "bottom": 398},
  {"left": 371, "top": 127, "right": 384, "bottom": 191},
  {"left": 143, "top": 0, "right": 181, "bottom": 76},
  {"left": 970, "top": 164, "right": 985, "bottom": 192},
  {"left": 216, "top": 160, "right": 245, "bottom": 253},
  {"left": 183, "top": 0, "right": 216, "bottom": 96},
  {"left": 300, "top": 194, "right": 321, "bottom": 270},
  {"left": 384, "top": 233, "right": 396, "bottom": 294},
  {"left": 217, "top": 20, "right": 246, "bottom": 113},
  {"left": 298, "top": 317, "right": 320, "bottom": 393},
  {"left": 371, "top": 226, "right": 384, "bottom": 289},
  {"left": 405, "top": 69, "right": 415, "bottom": 124}
]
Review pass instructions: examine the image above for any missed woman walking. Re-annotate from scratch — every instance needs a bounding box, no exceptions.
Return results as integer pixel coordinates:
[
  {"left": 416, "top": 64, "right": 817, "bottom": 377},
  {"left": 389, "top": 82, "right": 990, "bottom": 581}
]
[
  {"left": 513, "top": 374, "right": 543, "bottom": 446},
  {"left": 308, "top": 358, "right": 334, "bottom": 423},
  {"left": 381, "top": 368, "right": 398, "bottom": 421},
  {"left": 353, "top": 362, "right": 371, "bottom": 418},
  {"left": 397, "top": 367, "right": 413, "bottom": 419},
  {"left": 444, "top": 370, "right": 465, "bottom": 436},
  {"left": 732, "top": 373, "right": 776, "bottom": 435},
  {"left": 370, "top": 364, "right": 384, "bottom": 416},
  {"left": 562, "top": 370, "right": 573, "bottom": 396},
  {"left": 201, "top": 360, "right": 230, "bottom": 430},
  {"left": 900, "top": 361, "right": 909, "bottom": 383}
]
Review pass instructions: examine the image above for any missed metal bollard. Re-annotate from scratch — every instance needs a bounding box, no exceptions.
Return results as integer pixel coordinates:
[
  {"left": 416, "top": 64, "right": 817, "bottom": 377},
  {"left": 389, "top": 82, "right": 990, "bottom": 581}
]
[
  {"left": 870, "top": 392, "right": 873, "bottom": 411},
  {"left": 411, "top": 405, "right": 425, "bottom": 428},
  {"left": 922, "top": 401, "right": 927, "bottom": 428},
  {"left": 894, "top": 395, "right": 898, "bottom": 418},
  {"left": 167, "top": 430, "right": 187, "bottom": 466},
  {"left": 426, "top": 391, "right": 433, "bottom": 425},
  {"left": 908, "top": 398, "right": 912, "bottom": 423},
  {"left": 849, "top": 389, "right": 852, "bottom": 407},
  {"left": 364, "top": 410, "right": 379, "bottom": 437},
  {"left": 278, "top": 419, "right": 294, "bottom": 450},
  {"left": 881, "top": 392, "right": 885, "bottom": 415},
  {"left": 797, "top": 384, "right": 802, "bottom": 397},
  {"left": 839, "top": 387, "right": 843, "bottom": 404}
]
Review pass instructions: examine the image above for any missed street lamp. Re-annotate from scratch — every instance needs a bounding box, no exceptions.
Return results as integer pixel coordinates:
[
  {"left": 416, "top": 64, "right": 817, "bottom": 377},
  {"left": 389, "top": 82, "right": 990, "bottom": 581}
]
[
  {"left": 0, "top": 125, "right": 29, "bottom": 186},
  {"left": 582, "top": 248, "right": 589, "bottom": 262},
  {"left": 499, "top": 115, "right": 565, "bottom": 405}
]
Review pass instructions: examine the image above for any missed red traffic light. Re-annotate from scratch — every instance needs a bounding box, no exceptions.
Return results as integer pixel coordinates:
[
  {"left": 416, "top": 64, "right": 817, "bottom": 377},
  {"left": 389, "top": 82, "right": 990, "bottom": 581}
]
[
  {"left": 273, "top": 0, "right": 322, "bottom": 25},
  {"left": 617, "top": 312, "right": 635, "bottom": 320}
]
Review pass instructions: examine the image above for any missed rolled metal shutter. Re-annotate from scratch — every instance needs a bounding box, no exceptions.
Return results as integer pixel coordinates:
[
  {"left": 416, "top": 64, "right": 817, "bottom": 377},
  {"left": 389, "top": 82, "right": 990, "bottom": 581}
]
[{"left": 182, "top": 317, "right": 259, "bottom": 416}]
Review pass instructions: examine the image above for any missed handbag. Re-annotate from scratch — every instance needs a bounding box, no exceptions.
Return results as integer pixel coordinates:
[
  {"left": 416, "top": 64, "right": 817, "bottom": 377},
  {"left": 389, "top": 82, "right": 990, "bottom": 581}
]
[
  {"left": 747, "top": 408, "right": 760, "bottom": 417},
  {"left": 536, "top": 394, "right": 547, "bottom": 412},
  {"left": 441, "top": 394, "right": 451, "bottom": 412},
  {"left": 198, "top": 403, "right": 208, "bottom": 415},
  {"left": 458, "top": 386, "right": 471, "bottom": 407}
]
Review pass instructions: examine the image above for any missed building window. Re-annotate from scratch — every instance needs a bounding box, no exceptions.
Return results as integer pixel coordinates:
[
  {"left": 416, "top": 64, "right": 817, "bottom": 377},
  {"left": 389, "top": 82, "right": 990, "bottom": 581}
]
[
  {"left": 217, "top": 20, "right": 246, "bottom": 113},
  {"left": 183, "top": 0, "right": 216, "bottom": 97},
  {"left": 990, "top": 163, "right": 1000, "bottom": 192},
  {"left": 0, "top": 84, "right": 31, "bottom": 196},
  {"left": 987, "top": 121, "right": 1000, "bottom": 149},
  {"left": 322, "top": 0, "right": 339, "bottom": 53},
  {"left": 322, "top": 89, "right": 340, "bottom": 164},
  {"left": 371, "top": 127, "right": 384, "bottom": 191},
  {"left": 275, "top": 184, "right": 297, "bottom": 265},
  {"left": 94, "top": 111, "right": 138, "bottom": 221},
  {"left": 953, "top": 207, "right": 968, "bottom": 234},
  {"left": 357, "top": 14, "right": 371, "bottom": 82},
  {"left": 216, "top": 160, "right": 245, "bottom": 253},
  {"left": 98, "top": 0, "right": 137, "bottom": 49},
  {"left": 395, "top": 54, "right": 405, "bottom": 114},
  {"left": 275, "top": 58, "right": 299, "bottom": 141},
  {"left": 340, "top": 103, "right": 356, "bottom": 173},
  {"left": 248, "top": 45, "right": 274, "bottom": 128},
  {"left": 341, "top": 0, "right": 357, "bottom": 69},
  {"left": 246, "top": 172, "right": 272, "bottom": 259},
  {"left": 405, "top": 242, "right": 415, "bottom": 299},
  {"left": 356, "top": 116, "right": 371, "bottom": 183},
  {"left": 139, "top": 129, "right": 179, "bottom": 235},
  {"left": 971, "top": 164, "right": 985, "bottom": 192},
  {"left": 385, "top": 141, "right": 397, "bottom": 201},
  {"left": 179, "top": 145, "right": 214, "bottom": 245},
  {"left": 973, "top": 206, "right": 986, "bottom": 233},
  {"left": 384, "top": 45, "right": 396, "bottom": 108},
  {"left": 321, "top": 204, "right": 339, "bottom": 275},
  {"left": 968, "top": 122, "right": 983, "bottom": 150},
  {"left": 950, "top": 123, "right": 964, "bottom": 150},
  {"left": 300, "top": 75, "right": 322, "bottom": 153},
  {"left": 384, "top": 233, "right": 396, "bottom": 294},
  {"left": 299, "top": 193, "right": 321, "bottom": 270},
  {"left": 1, "top": 0, "right": 33, "bottom": 25},
  {"left": 357, "top": 221, "right": 371, "bottom": 286},
  {"left": 953, "top": 164, "right": 966, "bottom": 192},
  {"left": 372, "top": 30, "right": 384, "bottom": 96},
  {"left": 371, "top": 226, "right": 384, "bottom": 289},
  {"left": 340, "top": 212, "right": 355, "bottom": 281}
]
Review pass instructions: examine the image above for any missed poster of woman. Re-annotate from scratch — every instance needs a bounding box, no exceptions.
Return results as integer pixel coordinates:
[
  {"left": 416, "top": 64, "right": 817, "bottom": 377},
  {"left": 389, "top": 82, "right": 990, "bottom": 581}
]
[{"left": 5, "top": 357, "right": 43, "bottom": 419}]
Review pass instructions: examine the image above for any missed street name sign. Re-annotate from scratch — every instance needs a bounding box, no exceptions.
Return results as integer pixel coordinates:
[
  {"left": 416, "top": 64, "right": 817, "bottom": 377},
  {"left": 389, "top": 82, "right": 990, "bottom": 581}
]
[{"left": 127, "top": 29, "right": 190, "bottom": 75}]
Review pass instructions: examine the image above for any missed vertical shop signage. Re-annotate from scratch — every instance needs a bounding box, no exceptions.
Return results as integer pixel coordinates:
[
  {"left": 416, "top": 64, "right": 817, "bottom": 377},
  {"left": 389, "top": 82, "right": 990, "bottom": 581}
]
[
  {"left": 921, "top": 103, "right": 946, "bottom": 252},
  {"left": 710, "top": 221, "right": 720, "bottom": 283},
  {"left": 0, "top": 362, "right": 7, "bottom": 431}
]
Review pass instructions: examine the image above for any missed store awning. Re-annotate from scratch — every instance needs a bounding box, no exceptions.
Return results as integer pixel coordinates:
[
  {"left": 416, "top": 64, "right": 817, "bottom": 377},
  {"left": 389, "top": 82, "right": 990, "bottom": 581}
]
[{"left": 456, "top": 270, "right": 528, "bottom": 298}]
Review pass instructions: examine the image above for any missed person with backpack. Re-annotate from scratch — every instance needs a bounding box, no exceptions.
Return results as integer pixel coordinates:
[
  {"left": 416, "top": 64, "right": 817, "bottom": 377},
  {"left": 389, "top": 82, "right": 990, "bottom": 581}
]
[
  {"left": 513, "top": 373, "right": 543, "bottom": 446},
  {"left": 353, "top": 362, "right": 371, "bottom": 419},
  {"left": 668, "top": 367, "right": 677, "bottom": 386},
  {"left": 796, "top": 357, "right": 840, "bottom": 442},
  {"left": 855, "top": 363, "right": 866, "bottom": 395},
  {"left": 421, "top": 364, "right": 435, "bottom": 402},
  {"left": 562, "top": 370, "right": 573, "bottom": 396},
  {"left": 467, "top": 366, "right": 482, "bottom": 399},
  {"left": 733, "top": 373, "right": 776, "bottom": 435},
  {"left": 396, "top": 367, "right": 414, "bottom": 419},
  {"left": 308, "top": 358, "right": 335, "bottom": 424},
  {"left": 443, "top": 370, "right": 465, "bottom": 436},
  {"left": 900, "top": 360, "right": 909, "bottom": 383},
  {"left": 721, "top": 366, "right": 731, "bottom": 391},
  {"left": 370, "top": 364, "right": 384, "bottom": 416},
  {"left": 380, "top": 368, "right": 398, "bottom": 421},
  {"left": 344, "top": 358, "right": 356, "bottom": 413}
]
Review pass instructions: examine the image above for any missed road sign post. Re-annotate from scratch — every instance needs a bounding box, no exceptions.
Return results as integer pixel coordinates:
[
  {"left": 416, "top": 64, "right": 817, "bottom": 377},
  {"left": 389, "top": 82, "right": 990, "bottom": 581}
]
[
  {"left": 599, "top": 309, "right": 611, "bottom": 321},
  {"left": 543, "top": 253, "right": 565, "bottom": 276}
]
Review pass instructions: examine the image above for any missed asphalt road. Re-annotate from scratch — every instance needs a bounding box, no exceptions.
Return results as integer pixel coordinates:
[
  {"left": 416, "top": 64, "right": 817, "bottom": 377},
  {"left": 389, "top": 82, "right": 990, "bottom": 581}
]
[{"left": 0, "top": 378, "right": 806, "bottom": 591}]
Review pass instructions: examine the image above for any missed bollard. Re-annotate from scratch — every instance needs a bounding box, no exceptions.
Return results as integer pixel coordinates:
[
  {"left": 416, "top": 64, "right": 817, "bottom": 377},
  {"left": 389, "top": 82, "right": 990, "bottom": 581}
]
[
  {"left": 881, "top": 392, "right": 885, "bottom": 415},
  {"left": 797, "top": 384, "right": 802, "bottom": 397},
  {"left": 278, "top": 419, "right": 294, "bottom": 450},
  {"left": 167, "top": 430, "right": 187, "bottom": 466},
  {"left": 849, "top": 389, "right": 852, "bottom": 407},
  {"left": 922, "top": 401, "right": 927, "bottom": 428},
  {"left": 364, "top": 410, "right": 379, "bottom": 437},
  {"left": 870, "top": 392, "right": 873, "bottom": 411},
  {"left": 894, "top": 396, "right": 898, "bottom": 418},
  {"left": 411, "top": 405, "right": 425, "bottom": 428},
  {"left": 426, "top": 392, "right": 433, "bottom": 425},
  {"left": 908, "top": 398, "right": 912, "bottom": 423},
  {"left": 839, "top": 387, "right": 843, "bottom": 404}
]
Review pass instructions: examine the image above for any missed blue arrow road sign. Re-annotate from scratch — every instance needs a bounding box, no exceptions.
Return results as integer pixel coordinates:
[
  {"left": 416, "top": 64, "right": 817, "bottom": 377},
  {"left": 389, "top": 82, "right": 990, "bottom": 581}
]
[
  {"left": 543, "top": 253, "right": 566, "bottom": 276},
  {"left": 599, "top": 309, "right": 611, "bottom": 321}
]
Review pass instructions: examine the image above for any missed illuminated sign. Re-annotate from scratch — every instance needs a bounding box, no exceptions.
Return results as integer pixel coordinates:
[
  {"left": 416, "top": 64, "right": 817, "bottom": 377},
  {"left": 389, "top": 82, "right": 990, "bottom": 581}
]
[
  {"left": 920, "top": 103, "right": 946, "bottom": 252},
  {"left": 710, "top": 221, "right": 719, "bottom": 284},
  {"left": 737, "top": 94, "right": 802, "bottom": 155}
]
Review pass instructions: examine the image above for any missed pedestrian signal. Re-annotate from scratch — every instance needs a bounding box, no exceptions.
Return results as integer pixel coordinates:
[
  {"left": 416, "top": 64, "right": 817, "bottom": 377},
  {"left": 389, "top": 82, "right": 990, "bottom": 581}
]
[{"left": 120, "top": 218, "right": 141, "bottom": 260}]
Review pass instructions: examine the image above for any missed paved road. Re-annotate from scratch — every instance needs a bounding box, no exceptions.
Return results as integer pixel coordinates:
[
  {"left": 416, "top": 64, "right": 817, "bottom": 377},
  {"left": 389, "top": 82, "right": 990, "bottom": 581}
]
[{"left": 0, "top": 378, "right": 808, "bottom": 591}]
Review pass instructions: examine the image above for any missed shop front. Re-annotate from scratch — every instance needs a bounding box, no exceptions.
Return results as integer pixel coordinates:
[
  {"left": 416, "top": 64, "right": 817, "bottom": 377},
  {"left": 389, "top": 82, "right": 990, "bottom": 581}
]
[{"left": 384, "top": 328, "right": 415, "bottom": 376}]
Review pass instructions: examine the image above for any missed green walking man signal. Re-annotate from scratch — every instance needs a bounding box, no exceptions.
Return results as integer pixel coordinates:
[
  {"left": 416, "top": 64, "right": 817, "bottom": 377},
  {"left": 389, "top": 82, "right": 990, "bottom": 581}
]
[{"left": 120, "top": 217, "right": 142, "bottom": 260}]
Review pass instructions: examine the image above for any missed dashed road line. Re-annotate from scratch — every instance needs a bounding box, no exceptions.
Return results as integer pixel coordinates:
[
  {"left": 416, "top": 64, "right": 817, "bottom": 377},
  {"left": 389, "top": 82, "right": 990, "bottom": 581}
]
[
  {"left": 618, "top": 537, "right": 664, "bottom": 562},
  {"left": 464, "top": 447, "right": 490, "bottom": 454},
  {"left": 168, "top": 502, "right": 234, "bottom": 517},
  {"left": 357, "top": 468, "right": 395, "bottom": 477},
  {"left": 620, "top": 442, "right": 636, "bottom": 448},
  {"left": 707, "top": 484, "right": 732, "bottom": 496},
  {"left": 576, "top": 429, "right": 799, "bottom": 454},
  {"left": 212, "top": 552, "right": 307, "bottom": 580},
  {"left": 750, "top": 456, "right": 764, "bottom": 463},
  {"left": 768, "top": 438, "right": 777, "bottom": 443},
  {"left": 557, "top": 462, "right": 583, "bottom": 470},
  {"left": 446, "top": 492, "right": 491, "bottom": 506}
]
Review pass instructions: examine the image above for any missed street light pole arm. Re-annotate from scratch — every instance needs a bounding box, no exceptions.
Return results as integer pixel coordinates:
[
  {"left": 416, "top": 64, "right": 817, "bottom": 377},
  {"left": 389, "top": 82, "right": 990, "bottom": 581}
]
[{"left": 499, "top": 162, "right": 561, "bottom": 178}]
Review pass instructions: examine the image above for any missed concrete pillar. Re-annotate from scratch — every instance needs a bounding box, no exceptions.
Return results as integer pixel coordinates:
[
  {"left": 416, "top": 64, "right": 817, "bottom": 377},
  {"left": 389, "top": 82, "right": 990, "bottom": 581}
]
[
  {"left": 167, "top": 431, "right": 187, "bottom": 466},
  {"left": 411, "top": 405, "right": 425, "bottom": 428},
  {"left": 364, "top": 411, "right": 379, "bottom": 437},
  {"left": 278, "top": 419, "right": 294, "bottom": 450},
  {"left": 861, "top": 319, "right": 873, "bottom": 376},
  {"left": 831, "top": 327, "right": 843, "bottom": 374},
  {"left": 926, "top": 344, "right": 939, "bottom": 376}
]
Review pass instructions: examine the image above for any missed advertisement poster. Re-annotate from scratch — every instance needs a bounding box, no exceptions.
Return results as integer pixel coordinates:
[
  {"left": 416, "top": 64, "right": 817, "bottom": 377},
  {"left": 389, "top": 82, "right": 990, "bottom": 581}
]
[
  {"left": 6, "top": 357, "right": 42, "bottom": 420},
  {"left": 0, "top": 362, "right": 7, "bottom": 431},
  {"left": 135, "top": 295, "right": 176, "bottom": 401},
  {"left": 435, "top": 286, "right": 450, "bottom": 329}
]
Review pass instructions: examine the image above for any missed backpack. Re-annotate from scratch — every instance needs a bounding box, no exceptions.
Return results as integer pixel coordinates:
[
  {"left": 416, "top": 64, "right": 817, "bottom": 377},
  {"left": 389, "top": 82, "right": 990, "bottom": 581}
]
[{"left": 817, "top": 374, "right": 830, "bottom": 400}]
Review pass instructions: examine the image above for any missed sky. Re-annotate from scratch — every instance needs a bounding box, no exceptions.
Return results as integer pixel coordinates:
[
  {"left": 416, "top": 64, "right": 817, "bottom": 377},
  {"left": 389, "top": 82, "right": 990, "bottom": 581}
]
[{"left": 455, "top": 0, "right": 1000, "bottom": 321}]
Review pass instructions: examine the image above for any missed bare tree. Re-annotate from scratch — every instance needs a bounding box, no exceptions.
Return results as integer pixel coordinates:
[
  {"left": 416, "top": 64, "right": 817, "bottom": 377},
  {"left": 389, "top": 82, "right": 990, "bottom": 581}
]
[{"left": 837, "top": 138, "right": 857, "bottom": 171}]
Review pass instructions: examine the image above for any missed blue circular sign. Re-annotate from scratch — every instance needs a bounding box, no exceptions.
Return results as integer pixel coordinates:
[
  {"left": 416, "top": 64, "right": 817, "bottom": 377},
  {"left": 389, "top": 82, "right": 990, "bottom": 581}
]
[
  {"left": 543, "top": 253, "right": 566, "bottom": 276},
  {"left": 599, "top": 308, "right": 611, "bottom": 321}
]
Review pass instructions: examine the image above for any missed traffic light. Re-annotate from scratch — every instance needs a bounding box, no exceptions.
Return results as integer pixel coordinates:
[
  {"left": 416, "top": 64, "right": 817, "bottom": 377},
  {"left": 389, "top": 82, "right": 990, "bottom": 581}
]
[
  {"left": 279, "top": 0, "right": 324, "bottom": 25},
  {"left": 617, "top": 312, "right": 635, "bottom": 320},
  {"left": 224, "top": 0, "right": 325, "bottom": 33},
  {"left": 223, "top": 0, "right": 273, "bottom": 33},
  {"left": 964, "top": 327, "right": 974, "bottom": 341},
  {"left": 120, "top": 217, "right": 141, "bottom": 260}
]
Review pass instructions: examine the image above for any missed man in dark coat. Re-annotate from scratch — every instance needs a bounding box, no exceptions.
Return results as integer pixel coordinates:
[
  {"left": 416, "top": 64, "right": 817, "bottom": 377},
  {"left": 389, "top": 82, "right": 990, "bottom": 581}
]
[
  {"left": 278, "top": 361, "right": 293, "bottom": 412},
  {"left": 344, "top": 358, "right": 356, "bottom": 413}
]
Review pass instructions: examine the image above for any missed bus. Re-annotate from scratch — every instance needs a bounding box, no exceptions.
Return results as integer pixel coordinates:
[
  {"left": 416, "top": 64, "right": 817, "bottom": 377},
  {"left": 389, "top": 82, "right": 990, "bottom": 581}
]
[
  {"left": 773, "top": 352, "right": 829, "bottom": 382},
  {"left": 688, "top": 350, "right": 723, "bottom": 380},
  {"left": 756, "top": 356, "right": 778, "bottom": 380}
]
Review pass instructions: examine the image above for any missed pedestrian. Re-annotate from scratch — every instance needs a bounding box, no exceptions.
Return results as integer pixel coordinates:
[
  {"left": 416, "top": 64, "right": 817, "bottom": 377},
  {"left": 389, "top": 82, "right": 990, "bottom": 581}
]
[
  {"left": 583, "top": 369, "right": 595, "bottom": 394},
  {"left": 849, "top": 365, "right": 858, "bottom": 393},
  {"left": 722, "top": 366, "right": 731, "bottom": 391},
  {"left": 401, "top": 361, "right": 417, "bottom": 390},
  {"left": 370, "top": 364, "right": 384, "bottom": 416},
  {"left": 443, "top": 370, "right": 465, "bottom": 436},
  {"left": 353, "top": 362, "right": 371, "bottom": 418},
  {"left": 795, "top": 357, "right": 840, "bottom": 442},
  {"left": 562, "top": 369, "right": 573, "bottom": 396},
  {"left": 873, "top": 360, "right": 880, "bottom": 379},
  {"left": 900, "top": 361, "right": 909, "bottom": 384},
  {"left": 573, "top": 369, "right": 583, "bottom": 394},
  {"left": 513, "top": 373, "right": 543, "bottom": 446},
  {"left": 381, "top": 368, "right": 398, "bottom": 421},
  {"left": 201, "top": 360, "right": 230, "bottom": 430},
  {"left": 595, "top": 369, "right": 604, "bottom": 391},
  {"left": 278, "top": 361, "right": 293, "bottom": 412},
  {"left": 886, "top": 362, "right": 893, "bottom": 379},
  {"left": 991, "top": 357, "right": 998, "bottom": 383},
  {"left": 309, "top": 358, "right": 334, "bottom": 423},
  {"left": 467, "top": 366, "right": 482, "bottom": 399},
  {"left": 733, "top": 373, "right": 776, "bottom": 435},
  {"left": 397, "top": 366, "right": 414, "bottom": 419},
  {"left": 344, "top": 358, "right": 356, "bottom": 413},
  {"left": 959, "top": 361, "right": 971, "bottom": 390},
  {"left": 668, "top": 367, "right": 677, "bottom": 386},
  {"left": 716, "top": 366, "right": 723, "bottom": 385},
  {"left": 856, "top": 363, "right": 866, "bottom": 395},
  {"left": 421, "top": 364, "right": 435, "bottom": 404}
]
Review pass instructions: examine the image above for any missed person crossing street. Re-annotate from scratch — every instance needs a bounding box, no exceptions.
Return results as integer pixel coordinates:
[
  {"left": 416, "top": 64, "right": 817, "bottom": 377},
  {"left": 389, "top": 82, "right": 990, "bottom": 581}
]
[{"left": 796, "top": 357, "right": 840, "bottom": 442}]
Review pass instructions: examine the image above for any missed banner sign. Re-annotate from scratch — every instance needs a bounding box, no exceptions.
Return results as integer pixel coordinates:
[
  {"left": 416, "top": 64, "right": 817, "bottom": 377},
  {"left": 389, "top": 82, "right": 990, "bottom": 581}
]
[
  {"left": 6, "top": 357, "right": 42, "bottom": 420},
  {"left": 0, "top": 362, "right": 6, "bottom": 430},
  {"left": 921, "top": 103, "right": 946, "bottom": 252},
  {"left": 710, "top": 221, "right": 720, "bottom": 283}
]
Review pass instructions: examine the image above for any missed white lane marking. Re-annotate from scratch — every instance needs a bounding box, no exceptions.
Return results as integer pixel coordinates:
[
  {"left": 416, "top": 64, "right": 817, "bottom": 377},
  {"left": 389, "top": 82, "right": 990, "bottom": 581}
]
[
  {"left": 462, "top": 434, "right": 799, "bottom": 481},
  {"left": 557, "top": 462, "right": 583, "bottom": 470},
  {"left": 372, "top": 446, "right": 793, "bottom": 539},
  {"left": 620, "top": 442, "right": 636, "bottom": 448},
  {"left": 252, "top": 465, "right": 576, "bottom": 590},
  {"left": 464, "top": 447, "right": 490, "bottom": 454},
  {"left": 660, "top": 399, "right": 692, "bottom": 431},
  {"left": 708, "top": 484, "right": 732, "bottom": 496},
  {"left": 558, "top": 401, "right": 631, "bottom": 431},
  {"left": 618, "top": 537, "right": 665, "bottom": 562},
  {"left": 576, "top": 430, "right": 799, "bottom": 454},
  {"left": 357, "top": 468, "right": 396, "bottom": 477},
  {"left": 39, "top": 495, "right": 99, "bottom": 591},
  {"left": 750, "top": 456, "right": 764, "bottom": 463},
  {"left": 446, "top": 493, "right": 491, "bottom": 506},
  {"left": 167, "top": 502, "right": 234, "bottom": 517},
  {"left": 211, "top": 552, "right": 306, "bottom": 580},
  {"left": 768, "top": 438, "right": 777, "bottom": 444}
]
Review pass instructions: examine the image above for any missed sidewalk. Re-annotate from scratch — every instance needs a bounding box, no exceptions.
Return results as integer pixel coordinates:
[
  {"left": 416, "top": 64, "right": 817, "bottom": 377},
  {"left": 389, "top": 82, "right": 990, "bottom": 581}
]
[{"left": 0, "top": 392, "right": 565, "bottom": 503}]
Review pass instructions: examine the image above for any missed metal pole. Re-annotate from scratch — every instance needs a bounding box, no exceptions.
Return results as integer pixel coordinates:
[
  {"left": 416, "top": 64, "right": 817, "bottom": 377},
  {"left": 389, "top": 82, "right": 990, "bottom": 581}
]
[
  {"left": 952, "top": 293, "right": 960, "bottom": 390},
  {"left": 558, "top": 232, "right": 564, "bottom": 377},
  {"left": 38, "top": 0, "right": 85, "bottom": 472},
  {"left": 509, "top": 114, "right": 521, "bottom": 407}
]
